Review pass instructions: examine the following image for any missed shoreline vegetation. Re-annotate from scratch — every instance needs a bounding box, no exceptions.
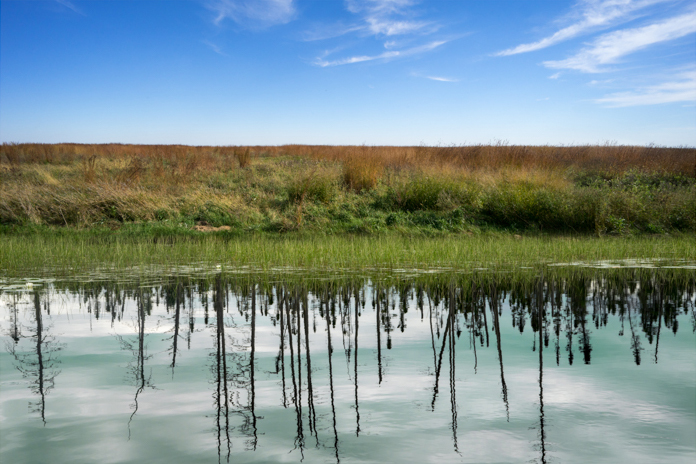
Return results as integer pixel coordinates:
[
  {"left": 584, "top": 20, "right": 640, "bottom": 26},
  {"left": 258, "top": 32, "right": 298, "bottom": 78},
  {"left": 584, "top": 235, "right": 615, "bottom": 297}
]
[
  {"left": 1, "top": 233, "right": 694, "bottom": 277},
  {"left": 1, "top": 143, "right": 694, "bottom": 234},
  {"left": 1, "top": 143, "right": 694, "bottom": 274}
]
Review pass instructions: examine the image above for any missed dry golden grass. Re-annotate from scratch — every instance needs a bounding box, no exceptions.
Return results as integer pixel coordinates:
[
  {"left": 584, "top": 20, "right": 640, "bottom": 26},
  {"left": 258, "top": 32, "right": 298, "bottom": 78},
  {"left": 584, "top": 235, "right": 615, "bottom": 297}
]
[
  {"left": 342, "top": 146, "right": 384, "bottom": 192},
  {"left": 1, "top": 142, "right": 693, "bottom": 233},
  {"left": 282, "top": 143, "right": 695, "bottom": 175},
  {"left": 2, "top": 142, "right": 693, "bottom": 175},
  {"left": 4, "top": 141, "right": 691, "bottom": 196}
]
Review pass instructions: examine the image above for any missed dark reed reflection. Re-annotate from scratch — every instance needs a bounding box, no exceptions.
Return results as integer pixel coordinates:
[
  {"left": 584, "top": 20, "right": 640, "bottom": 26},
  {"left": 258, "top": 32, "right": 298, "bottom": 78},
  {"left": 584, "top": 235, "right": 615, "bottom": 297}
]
[
  {"left": 489, "top": 283, "right": 510, "bottom": 421},
  {"left": 164, "top": 282, "right": 184, "bottom": 374},
  {"left": 536, "top": 280, "right": 547, "bottom": 464},
  {"left": 2, "top": 269, "right": 694, "bottom": 462},
  {"left": 5, "top": 289, "right": 62, "bottom": 425},
  {"left": 117, "top": 287, "right": 156, "bottom": 439},
  {"left": 212, "top": 277, "right": 231, "bottom": 463}
]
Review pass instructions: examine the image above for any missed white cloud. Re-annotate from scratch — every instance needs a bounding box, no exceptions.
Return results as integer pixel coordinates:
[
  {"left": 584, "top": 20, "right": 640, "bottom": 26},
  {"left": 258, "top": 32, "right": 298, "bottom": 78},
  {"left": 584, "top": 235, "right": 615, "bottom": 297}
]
[
  {"left": 366, "top": 17, "right": 430, "bottom": 36},
  {"left": 346, "top": 0, "right": 417, "bottom": 16},
  {"left": 309, "top": 1, "right": 447, "bottom": 67},
  {"left": 55, "top": 0, "right": 85, "bottom": 16},
  {"left": 425, "top": 76, "right": 458, "bottom": 82},
  {"left": 301, "top": 24, "right": 365, "bottom": 41},
  {"left": 314, "top": 40, "right": 446, "bottom": 67},
  {"left": 588, "top": 78, "right": 616, "bottom": 85},
  {"left": 544, "top": 11, "right": 696, "bottom": 72},
  {"left": 208, "top": 0, "right": 295, "bottom": 27},
  {"left": 202, "top": 40, "right": 228, "bottom": 56},
  {"left": 595, "top": 69, "right": 696, "bottom": 106},
  {"left": 344, "top": 0, "right": 437, "bottom": 37},
  {"left": 301, "top": 1, "right": 436, "bottom": 44},
  {"left": 496, "top": 0, "right": 670, "bottom": 56},
  {"left": 549, "top": 72, "right": 562, "bottom": 79}
]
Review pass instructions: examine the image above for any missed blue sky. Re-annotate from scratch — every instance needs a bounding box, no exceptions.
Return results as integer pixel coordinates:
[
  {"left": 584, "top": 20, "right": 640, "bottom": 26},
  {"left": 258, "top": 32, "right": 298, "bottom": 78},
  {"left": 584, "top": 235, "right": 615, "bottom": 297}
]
[{"left": 1, "top": 0, "right": 694, "bottom": 146}]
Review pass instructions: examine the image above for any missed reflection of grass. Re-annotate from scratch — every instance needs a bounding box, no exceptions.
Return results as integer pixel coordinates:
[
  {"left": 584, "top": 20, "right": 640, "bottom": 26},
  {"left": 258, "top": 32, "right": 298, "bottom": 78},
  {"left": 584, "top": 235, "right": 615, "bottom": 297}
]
[
  {"left": 1, "top": 231, "right": 693, "bottom": 276},
  {"left": 1, "top": 143, "right": 694, "bottom": 235}
]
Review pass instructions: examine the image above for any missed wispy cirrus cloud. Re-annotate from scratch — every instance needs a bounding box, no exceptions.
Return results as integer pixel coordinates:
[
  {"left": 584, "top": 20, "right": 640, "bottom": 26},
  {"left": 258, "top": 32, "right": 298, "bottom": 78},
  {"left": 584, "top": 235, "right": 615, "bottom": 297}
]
[
  {"left": 207, "top": 0, "right": 295, "bottom": 27},
  {"left": 314, "top": 40, "right": 446, "bottom": 67},
  {"left": 310, "top": 1, "right": 447, "bottom": 66},
  {"left": 301, "top": 23, "right": 365, "bottom": 41},
  {"left": 410, "top": 71, "right": 458, "bottom": 82},
  {"left": 347, "top": 0, "right": 436, "bottom": 36},
  {"left": 425, "top": 75, "right": 457, "bottom": 82},
  {"left": 202, "top": 40, "right": 228, "bottom": 56},
  {"left": 303, "top": 0, "right": 437, "bottom": 41},
  {"left": 496, "top": 0, "right": 670, "bottom": 56},
  {"left": 496, "top": 0, "right": 695, "bottom": 108},
  {"left": 56, "top": 0, "right": 85, "bottom": 16},
  {"left": 365, "top": 16, "right": 431, "bottom": 36},
  {"left": 544, "top": 10, "right": 696, "bottom": 72},
  {"left": 596, "top": 68, "right": 696, "bottom": 106},
  {"left": 346, "top": 0, "right": 413, "bottom": 16}
]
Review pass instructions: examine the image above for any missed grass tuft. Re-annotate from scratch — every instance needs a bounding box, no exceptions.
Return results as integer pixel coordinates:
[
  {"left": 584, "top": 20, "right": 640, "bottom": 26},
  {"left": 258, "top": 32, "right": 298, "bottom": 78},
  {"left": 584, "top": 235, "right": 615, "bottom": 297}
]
[{"left": 342, "top": 146, "right": 384, "bottom": 192}]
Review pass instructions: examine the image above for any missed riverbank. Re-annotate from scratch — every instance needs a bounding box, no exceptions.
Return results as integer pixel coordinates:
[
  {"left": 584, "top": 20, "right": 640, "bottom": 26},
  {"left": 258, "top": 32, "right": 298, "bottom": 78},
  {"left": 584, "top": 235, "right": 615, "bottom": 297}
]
[
  {"left": 2, "top": 143, "right": 693, "bottom": 275},
  {"left": 2, "top": 144, "right": 694, "bottom": 236}
]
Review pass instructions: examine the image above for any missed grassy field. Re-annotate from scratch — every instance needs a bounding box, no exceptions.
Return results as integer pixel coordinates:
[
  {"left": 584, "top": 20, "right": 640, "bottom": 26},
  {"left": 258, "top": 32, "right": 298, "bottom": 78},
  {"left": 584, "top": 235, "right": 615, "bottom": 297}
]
[{"left": 1, "top": 143, "right": 694, "bottom": 236}]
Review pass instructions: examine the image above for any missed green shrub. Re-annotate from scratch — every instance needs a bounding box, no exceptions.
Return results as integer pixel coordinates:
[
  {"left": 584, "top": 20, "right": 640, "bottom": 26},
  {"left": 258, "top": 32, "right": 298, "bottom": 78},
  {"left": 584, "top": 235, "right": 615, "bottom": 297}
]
[
  {"left": 288, "top": 172, "right": 337, "bottom": 204},
  {"left": 190, "top": 203, "right": 239, "bottom": 227},
  {"left": 480, "top": 182, "right": 571, "bottom": 230},
  {"left": 386, "top": 175, "right": 479, "bottom": 212}
]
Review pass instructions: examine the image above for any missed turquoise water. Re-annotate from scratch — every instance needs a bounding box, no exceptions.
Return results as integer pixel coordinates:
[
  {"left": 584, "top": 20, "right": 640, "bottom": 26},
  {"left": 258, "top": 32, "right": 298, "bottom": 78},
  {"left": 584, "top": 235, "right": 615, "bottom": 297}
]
[{"left": 1, "top": 274, "right": 694, "bottom": 463}]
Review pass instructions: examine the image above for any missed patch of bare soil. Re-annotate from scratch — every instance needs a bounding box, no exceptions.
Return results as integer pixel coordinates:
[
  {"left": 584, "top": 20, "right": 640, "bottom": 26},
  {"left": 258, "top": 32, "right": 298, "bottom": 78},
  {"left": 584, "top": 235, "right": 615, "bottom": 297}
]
[{"left": 192, "top": 221, "right": 231, "bottom": 232}]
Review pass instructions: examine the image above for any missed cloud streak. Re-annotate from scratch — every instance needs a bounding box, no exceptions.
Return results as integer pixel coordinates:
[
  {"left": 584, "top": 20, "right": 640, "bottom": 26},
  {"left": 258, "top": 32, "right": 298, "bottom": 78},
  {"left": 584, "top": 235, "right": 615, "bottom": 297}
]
[
  {"left": 302, "top": 1, "right": 433, "bottom": 41},
  {"left": 365, "top": 17, "right": 431, "bottom": 36},
  {"left": 342, "top": 0, "right": 438, "bottom": 38},
  {"left": 301, "top": 23, "right": 365, "bottom": 41},
  {"left": 314, "top": 40, "right": 446, "bottom": 67},
  {"left": 496, "top": 0, "right": 669, "bottom": 56},
  {"left": 544, "top": 10, "right": 696, "bottom": 72},
  {"left": 309, "top": 1, "right": 447, "bottom": 67},
  {"left": 425, "top": 76, "right": 457, "bottom": 82},
  {"left": 208, "top": 0, "right": 295, "bottom": 27},
  {"left": 56, "top": 0, "right": 85, "bottom": 16},
  {"left": 202, "top": 40, "right": 228, "bottom": 56},
  {"left": 596, "top": 69, "right": 696, "bottom": 106}
]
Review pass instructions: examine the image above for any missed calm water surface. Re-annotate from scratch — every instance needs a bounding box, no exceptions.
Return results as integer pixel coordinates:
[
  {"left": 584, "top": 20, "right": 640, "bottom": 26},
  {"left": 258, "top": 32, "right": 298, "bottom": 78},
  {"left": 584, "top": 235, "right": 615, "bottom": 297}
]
[{"left": 1, "top": 272, "right": 694, "bottom": 463}]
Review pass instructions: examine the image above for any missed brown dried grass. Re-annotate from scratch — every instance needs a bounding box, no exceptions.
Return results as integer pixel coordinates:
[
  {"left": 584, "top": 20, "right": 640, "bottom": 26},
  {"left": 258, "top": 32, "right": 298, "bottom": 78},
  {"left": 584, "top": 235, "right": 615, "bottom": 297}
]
[
  {"left": 3, "top": 142, "right": 692, "bottom": 176},
  {"left": 341, "top": 146, "right": 384, "bottom": 192}
]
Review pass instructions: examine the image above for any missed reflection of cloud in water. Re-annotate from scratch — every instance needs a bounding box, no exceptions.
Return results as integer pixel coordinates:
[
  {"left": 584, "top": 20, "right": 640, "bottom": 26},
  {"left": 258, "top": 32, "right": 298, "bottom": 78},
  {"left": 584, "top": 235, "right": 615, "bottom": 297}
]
[
  {"left": 543, "top": 373, "right": 683, "bottom": 424},
  {"left": 1, "top": 272, "right": 694, "bottom": 463},
  {"left": 432, "top": 430, "right": 531, "bottom": 462}
]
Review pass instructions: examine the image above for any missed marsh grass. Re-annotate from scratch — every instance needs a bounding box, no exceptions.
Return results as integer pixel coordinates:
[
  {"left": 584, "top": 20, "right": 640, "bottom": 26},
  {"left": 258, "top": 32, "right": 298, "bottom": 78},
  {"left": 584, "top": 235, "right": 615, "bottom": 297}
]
[
  {"left": 342, "top": 146, "right": 384, "bottom": 192},
  {"left": 1, "top": 142, "right": 694, "bottom": 234},
  {"left": 235, "top": 147, "right": 251, "bottom": 168},
  {"left": 1, "top": 231, "right": 693, "bottom": 277},
  {"left": 287, "top": 169, "right": 337, "bottom": 204},
  {"left": 3, "top": 142, "right": 693, "bottom": 173}
]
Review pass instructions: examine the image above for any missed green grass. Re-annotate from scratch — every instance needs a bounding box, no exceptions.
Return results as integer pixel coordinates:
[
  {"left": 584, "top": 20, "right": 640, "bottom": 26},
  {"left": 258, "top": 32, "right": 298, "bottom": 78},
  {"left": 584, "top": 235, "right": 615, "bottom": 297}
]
[
  {"left": 1, "top": 229, "right": 693, "bottom": 277},
  {"left": 2, "top": 149, "right": 694, "bottom": 236}
]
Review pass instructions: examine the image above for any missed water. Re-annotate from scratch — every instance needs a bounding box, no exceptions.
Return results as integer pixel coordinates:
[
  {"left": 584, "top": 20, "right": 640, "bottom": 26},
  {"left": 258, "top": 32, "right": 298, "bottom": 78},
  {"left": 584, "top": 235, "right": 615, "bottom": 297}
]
[{"left": 1, "top": 272, "right": 694, "bottom": 463}]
